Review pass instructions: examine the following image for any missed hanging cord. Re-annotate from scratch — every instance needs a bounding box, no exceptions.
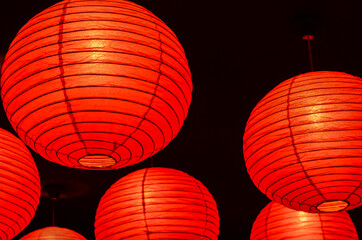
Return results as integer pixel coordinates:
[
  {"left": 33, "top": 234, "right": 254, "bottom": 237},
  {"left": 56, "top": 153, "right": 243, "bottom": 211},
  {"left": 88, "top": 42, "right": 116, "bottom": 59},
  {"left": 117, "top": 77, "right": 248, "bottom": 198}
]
[
  {"left": 51, "top": 197, "right": 57, "bottom": 226},
  {"left": 303, "top": 34, "right": 315, "bottom": 71},
  {"left": 45, "top": 184, "right": 61, "bottom": 227}
]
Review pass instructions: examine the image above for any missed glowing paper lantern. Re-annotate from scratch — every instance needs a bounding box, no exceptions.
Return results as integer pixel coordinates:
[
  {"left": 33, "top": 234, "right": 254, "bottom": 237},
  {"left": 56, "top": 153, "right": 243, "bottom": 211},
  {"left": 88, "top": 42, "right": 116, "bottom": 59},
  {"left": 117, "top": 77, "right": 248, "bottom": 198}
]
[
  {"left": 20, "top": 226, "right": 86, "bottom": 239},
  {"left": 0, "top": 128, "right": 41, "bottom": 240},
  {"left": 95, "top": 167, "right": 219, "bottom": 239},
  {"left": 251, "top": 201, "right": 358, "bottom": 240},
  {"left": 1, "top": 0, "right": 192, "bottom": 169},
  {"left": 243, "top": 71, "right": 362, "bottom": 213}
]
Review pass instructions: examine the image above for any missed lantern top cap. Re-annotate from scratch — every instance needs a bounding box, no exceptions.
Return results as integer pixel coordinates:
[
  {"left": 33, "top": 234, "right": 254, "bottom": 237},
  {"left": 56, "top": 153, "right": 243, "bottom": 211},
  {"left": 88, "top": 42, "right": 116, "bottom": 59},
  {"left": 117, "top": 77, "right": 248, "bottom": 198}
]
[{"left": 302, "top": 34, "right": 315, "bottom": 40}]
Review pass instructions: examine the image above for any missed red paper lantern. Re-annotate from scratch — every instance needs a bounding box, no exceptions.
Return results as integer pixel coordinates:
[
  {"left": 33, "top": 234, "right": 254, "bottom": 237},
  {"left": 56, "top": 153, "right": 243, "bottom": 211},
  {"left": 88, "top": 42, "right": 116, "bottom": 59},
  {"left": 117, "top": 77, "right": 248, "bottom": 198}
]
[
  {"left": 94, "top": 167, "right": 220, "bottom": 239},
  {"left": 243, "top": 71, "right": 362, "bottom": 213},
  {"left": 0, "top": 128, "right": 41, "bottom": 240},
  {"left": 19, "top": 226, "right": 86, "bottom": 239},
  {"left": 251, "top": 201, "right": 359, "bottom": 240},
  {"left": 1, "top": 0, "right": 192, "bottom": 169}
]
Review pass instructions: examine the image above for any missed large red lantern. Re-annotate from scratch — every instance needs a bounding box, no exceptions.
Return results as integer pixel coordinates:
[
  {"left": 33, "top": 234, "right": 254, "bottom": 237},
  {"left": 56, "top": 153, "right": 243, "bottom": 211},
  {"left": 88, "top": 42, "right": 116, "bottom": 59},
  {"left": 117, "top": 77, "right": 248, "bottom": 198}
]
[
  {"left": 19, "top": 226, "right": 86, "bottom": 239},
  {"left": 0, "top": 128, "right": 41, "bottom": 240},
  {"left": 251, "top": 201, "right": 359, "bottom": 240},
  {"left": 1, "top": 0, "right": 192, "bottom": 169},
  {"left": 95, "top": 167, "right": 220, "bottom": 239},
  {"left": 243, "top": 71, "right": 362, "bottom": 213}
]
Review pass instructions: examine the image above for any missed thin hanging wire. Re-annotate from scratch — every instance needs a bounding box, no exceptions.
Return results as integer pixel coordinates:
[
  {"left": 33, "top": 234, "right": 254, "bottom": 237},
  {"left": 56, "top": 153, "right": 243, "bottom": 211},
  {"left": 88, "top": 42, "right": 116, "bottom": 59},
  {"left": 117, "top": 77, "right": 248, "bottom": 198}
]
[
  {"left": 303, "top": 35, "right": 315, "bottom": 71},
  {"left": 51, "top": 197, "right": 57, "bottom": 226},
  {"left": 47, "top": 184, "right": 61, "bottom": 227}
]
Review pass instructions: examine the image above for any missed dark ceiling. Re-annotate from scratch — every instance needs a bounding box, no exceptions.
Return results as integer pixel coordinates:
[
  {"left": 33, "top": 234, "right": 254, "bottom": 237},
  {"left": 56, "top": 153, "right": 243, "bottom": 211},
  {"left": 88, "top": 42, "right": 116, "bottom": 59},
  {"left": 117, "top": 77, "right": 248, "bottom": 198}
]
[{"left": 1, "top": 0, "right": 362, "bottom": 239}]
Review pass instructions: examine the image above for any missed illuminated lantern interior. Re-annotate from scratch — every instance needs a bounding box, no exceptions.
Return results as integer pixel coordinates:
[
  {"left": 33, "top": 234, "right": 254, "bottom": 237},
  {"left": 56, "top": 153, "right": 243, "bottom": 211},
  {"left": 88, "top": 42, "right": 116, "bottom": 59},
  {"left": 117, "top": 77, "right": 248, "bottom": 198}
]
[{"left": 243, "top": 71, "right": 362, "bottom": 212}]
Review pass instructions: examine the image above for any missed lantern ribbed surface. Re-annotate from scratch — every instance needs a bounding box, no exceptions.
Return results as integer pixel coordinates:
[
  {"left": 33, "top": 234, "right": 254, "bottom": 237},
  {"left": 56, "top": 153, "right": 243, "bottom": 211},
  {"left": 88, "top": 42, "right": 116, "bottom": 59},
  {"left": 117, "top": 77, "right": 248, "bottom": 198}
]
[
  {"left": 243, "top": 71, "right": 362, "bottom": 213},
  {"left": 251, "top": 201, "right": 359, "bottom": 240},
  {"left": 94, "top": 167, "right": 220, "bottom": 239},
  {"left": 0, "top": 128, "right": 41, "bottom": 240},
  {"left": 0, "top": 0, "right": 192, "bottom": 169},
  {"left": 19, "top": 226, "right": 87, "bottom": 239}
]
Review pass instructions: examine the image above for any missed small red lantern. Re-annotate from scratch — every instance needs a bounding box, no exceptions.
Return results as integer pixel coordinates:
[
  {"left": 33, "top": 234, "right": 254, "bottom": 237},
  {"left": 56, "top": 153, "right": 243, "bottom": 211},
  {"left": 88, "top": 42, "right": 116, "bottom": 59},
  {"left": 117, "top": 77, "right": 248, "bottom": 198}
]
[
  {"left": 0, "top": 128, "right": 41, "bottom": 240},
  {"left": 1, "top": 0, "right": 192, "bottom": 169},
  {"left": 95, "top": 167, "right": 220, "bottom": 239},
  {"left": 19, "top": 226, "right": 86, "bottom": 239},
  {"left": 251, "top": 201, "right": 359, "bottom": 240},
  {"left": 243, "top": 71, "right": 362, "bottom": 213}
]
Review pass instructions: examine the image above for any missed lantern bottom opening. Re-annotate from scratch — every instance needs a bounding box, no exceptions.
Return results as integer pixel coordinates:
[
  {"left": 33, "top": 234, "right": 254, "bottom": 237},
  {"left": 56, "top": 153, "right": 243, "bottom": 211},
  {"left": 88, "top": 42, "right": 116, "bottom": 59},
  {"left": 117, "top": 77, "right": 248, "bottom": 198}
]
[
  {"left": 79, "top": 155, "right": 116, "bottom": 168},
  {"left": 316, "top": 200, "right": 349, "bottom": 212}
]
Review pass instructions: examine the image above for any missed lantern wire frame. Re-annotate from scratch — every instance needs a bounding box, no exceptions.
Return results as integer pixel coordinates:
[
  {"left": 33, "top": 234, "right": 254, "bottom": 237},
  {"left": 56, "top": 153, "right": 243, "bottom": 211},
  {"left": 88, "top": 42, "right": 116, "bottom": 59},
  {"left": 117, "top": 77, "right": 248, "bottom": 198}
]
[
  {"left": 243, "top": 26, "right": 361, "bottom": 213},
  {"left": 94, "top": 167, "right": 220, "bottom": 240},
  {"left": 243, "top": 70, "right": 362, "bottom": 213},
  {"left": 0, "top": 128, "right": 41, "bottom": 240},
  {"left": 0, "top": 0, "right": 193, "bottom": 170}
]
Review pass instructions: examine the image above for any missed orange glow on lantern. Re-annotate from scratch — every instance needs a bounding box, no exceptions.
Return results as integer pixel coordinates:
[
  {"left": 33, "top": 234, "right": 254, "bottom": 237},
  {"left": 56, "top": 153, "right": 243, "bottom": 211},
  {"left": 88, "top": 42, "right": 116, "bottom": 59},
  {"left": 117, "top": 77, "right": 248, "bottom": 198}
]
[
  {"left": 243, "top": 71, "right": 362, "bottom": 212},
  {"left": 1, "top": 0, "right": 192, "bottom": 170}
]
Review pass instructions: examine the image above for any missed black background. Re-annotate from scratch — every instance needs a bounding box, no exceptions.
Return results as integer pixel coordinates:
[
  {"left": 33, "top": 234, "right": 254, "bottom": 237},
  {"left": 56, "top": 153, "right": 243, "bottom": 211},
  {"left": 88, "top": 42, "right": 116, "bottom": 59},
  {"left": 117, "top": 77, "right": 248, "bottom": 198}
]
[{"left": 1, "top": 0, "right": 362, "bottom": 239}]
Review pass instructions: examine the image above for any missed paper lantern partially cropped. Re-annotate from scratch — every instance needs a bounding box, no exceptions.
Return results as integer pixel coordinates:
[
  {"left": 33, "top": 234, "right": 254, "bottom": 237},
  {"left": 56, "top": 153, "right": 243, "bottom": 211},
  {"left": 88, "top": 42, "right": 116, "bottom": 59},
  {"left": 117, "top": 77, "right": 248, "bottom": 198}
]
[
  {"left": 0, "top": 128, "right": 41, "bottom": 240},
  {"left": 95, "top": 167, "right": 219, "bottom": 239},
  {"left": 20, "top": 226, "right": 86, "bottom": 240},
  {"left": 251, "top": 201, "right": 359, "bottom": 240},
  {"left": 0, "top": 0, "right": 192, "bottom": 170},
  {"left": 243, "top": 71, "right": 362, "bottom": 213}
]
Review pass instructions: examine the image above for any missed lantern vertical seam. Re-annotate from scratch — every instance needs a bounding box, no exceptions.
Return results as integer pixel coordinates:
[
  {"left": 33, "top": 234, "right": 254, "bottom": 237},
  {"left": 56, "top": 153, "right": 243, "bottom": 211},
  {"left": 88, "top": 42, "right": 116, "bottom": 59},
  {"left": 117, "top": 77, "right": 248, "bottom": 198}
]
[
  {"left": 318, "top": 213, "right": 326, "bottom": 240},
  {"left": 39, "top": 227, "right": 46, "bottom": 238},
  {"left": 108, "top": 27, "right": 165, "bottom": 163},
  {"left": 57, "top": 0, "right": 89, "bottom": 160},
  {"left": 193, "top": 178, "right": 208, "bottom": 240},
  {"left": 264, "top": 202, "right": 272, "bottom": 240},
  {"left": 141, "top": 169, "right": 150, "bottom": 239},
  {"left": 346, "top": 182, "right": 361, "bottom": 206},
  {"left": 286, "top": 77, "right": 326, "bottom": 204}
]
